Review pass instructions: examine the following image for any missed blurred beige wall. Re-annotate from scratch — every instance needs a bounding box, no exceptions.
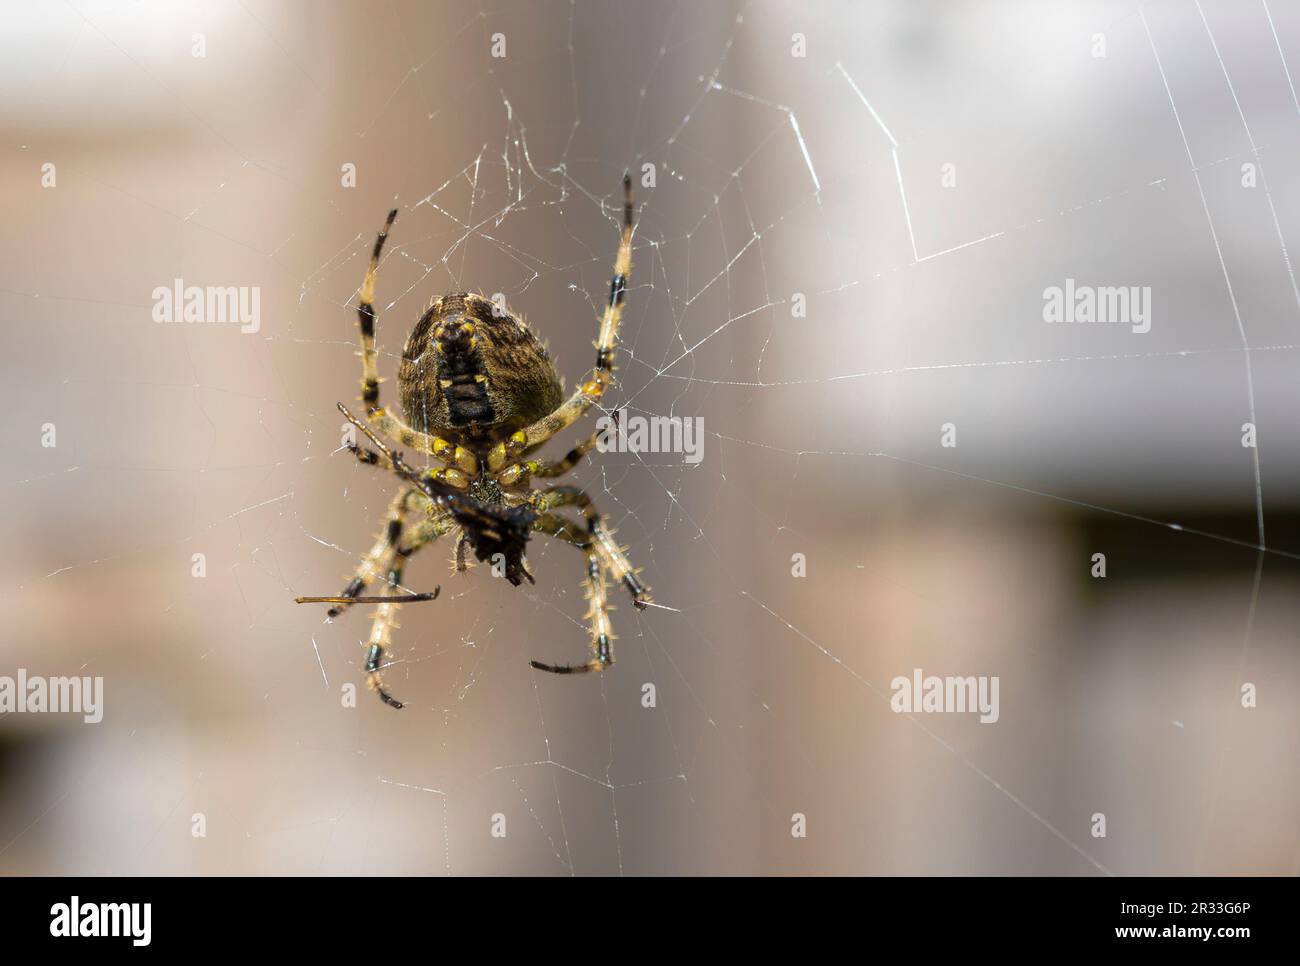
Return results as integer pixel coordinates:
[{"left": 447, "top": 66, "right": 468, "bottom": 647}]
[{"left": 0, "top": 0, "right": 1297, "bottom": 874}]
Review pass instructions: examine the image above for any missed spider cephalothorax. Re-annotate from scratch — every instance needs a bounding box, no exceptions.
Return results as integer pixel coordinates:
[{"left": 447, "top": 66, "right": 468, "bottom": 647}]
[{"left": 296, "top": 177, "right": 650, "bottom": 709}]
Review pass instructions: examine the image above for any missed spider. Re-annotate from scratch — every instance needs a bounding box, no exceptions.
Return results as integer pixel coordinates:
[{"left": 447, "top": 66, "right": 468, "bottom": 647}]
[{"left": 296, "top": 176, "right": 650, "bottom": 709}]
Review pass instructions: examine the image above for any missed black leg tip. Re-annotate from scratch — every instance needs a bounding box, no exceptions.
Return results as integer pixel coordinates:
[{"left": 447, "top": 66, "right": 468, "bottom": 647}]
[
  {"left": 530, "top": 658, "right": 604, "bottom": 675},
  {"left": 530, "top": 659, "right": 576, "bottom": 674}
]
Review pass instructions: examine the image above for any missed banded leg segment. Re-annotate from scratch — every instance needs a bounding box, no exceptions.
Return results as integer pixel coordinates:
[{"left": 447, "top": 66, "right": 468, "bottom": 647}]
[
  {"left": 529, "top": 514, "right": 613, "bottom": 674},
  {"left": 356, "top": 209, "right": 397, "bottom": 417},
  {"left": 533, "top": 430, "right": 603, "bottom": 477},
  {"left": 494, "top": 429, "right": 604, "bottom": 489},
  {"left": 363, "top": 513, "right": 454, "bottom": 709},
  {"left": 354, "top": 209, "right": 478, "bottom": 477},
  {"left": 314, "top": 488, "right": 412, "bottom": 618},
  {"left": 488, "top": 176, "right": 634, "bottom": 472},
  {"left": 533, "top": 485, "right": 650, "bottom": 609},
  {"left": 347, "top": 439, "right": 471, "bottom": 490}
]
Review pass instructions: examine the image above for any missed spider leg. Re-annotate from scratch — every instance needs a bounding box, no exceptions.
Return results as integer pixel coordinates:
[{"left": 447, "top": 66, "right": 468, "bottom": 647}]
[
  {"left": 533, "top": 485, "right": 650, "bottom": 609},
  {"left": 528, "top": 513, "right": 613, "bottom": 674},
  {"left": 454, "top": 530, "right": 471, "bottom": 572},
  {"left": 362, "top": 513, "right": 455, "bottom": 709},
  {"left": 346, "top": 439, "right": 466, "bottom": 487},
  {"left": 494, "top": 429, "right": 605, "bottom": 488},
  {"left": 531, "top": 429, "right": 603, "bottom": 477},
  {"left": 301, "top": 488, "right": 416, "bottom": 618},
  {"left": 487, "top": 176, "right": 634, "bottom": 472},
  {"left": 354, "top": 209, "right": 478, "bottom": 479},
  {"left": 340, "top": 401, "right": 471, "bottom": 499}
]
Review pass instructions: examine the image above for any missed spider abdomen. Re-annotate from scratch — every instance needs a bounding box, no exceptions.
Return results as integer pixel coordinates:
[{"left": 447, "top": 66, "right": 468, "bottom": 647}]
[{"left": 398, "top": 293, "right": 562, "bottom": 445}]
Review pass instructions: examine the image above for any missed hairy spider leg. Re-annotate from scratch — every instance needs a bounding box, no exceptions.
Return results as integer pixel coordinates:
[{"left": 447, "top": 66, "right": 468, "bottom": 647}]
[
  {"left": 299, "top": 487, "right": 416, "bottom": 618},
  {"left": 488, "top": 174, "right": 635, "bottom": 473},
  {"left": 528, "top": 514, "right": 614, "bottom": 674},
  {"left": 355, "top": 208, "right": 477, "bottom": 485},
  {"left": 531, "top": 429, "right": 605, "bottom": 477},
  {"left": 533, "top": 485, "right": 650, "bottom": 609},
  {"left": 495, "top": 429, "right": 606, "bottom": 489},
  {"left": 363, "top": 513, "right": 456, "bottom": 708}
]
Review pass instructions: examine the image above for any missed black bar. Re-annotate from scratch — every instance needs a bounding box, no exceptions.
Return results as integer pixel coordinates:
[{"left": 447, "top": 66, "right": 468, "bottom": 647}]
[{"left": 0, "top": 875, "right": 1288, "bottom": 951}]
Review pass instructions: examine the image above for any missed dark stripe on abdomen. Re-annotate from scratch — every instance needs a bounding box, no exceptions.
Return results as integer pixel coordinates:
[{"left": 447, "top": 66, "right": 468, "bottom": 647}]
[{"left": 438, "top": 354, "right": 494, "bottom": 426}]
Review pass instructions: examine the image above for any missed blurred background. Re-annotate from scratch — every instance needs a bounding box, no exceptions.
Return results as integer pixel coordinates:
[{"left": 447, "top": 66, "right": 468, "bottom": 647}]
[{"left": 1, "top": 0, "right": 1298, "bottom": 875}]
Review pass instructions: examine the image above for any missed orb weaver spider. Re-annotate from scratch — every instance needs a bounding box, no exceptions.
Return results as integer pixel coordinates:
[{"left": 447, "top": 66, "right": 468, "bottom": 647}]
[{"left": 297, "top": 177, "right": 650, "bottom": 708}]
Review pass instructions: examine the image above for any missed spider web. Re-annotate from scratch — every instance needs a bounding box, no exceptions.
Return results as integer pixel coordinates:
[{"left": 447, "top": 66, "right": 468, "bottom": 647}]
[{"left": 4, "top": 0, "right": 1300, "bottom": 875}]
